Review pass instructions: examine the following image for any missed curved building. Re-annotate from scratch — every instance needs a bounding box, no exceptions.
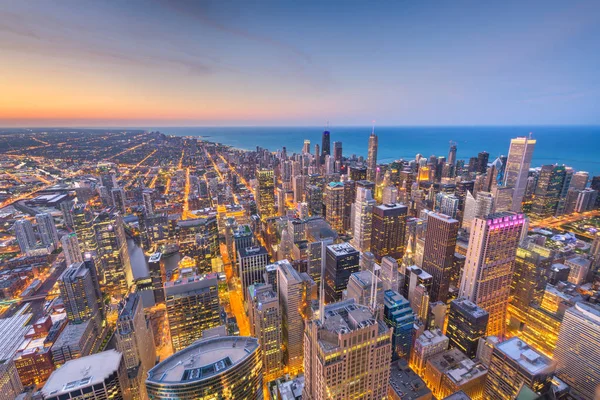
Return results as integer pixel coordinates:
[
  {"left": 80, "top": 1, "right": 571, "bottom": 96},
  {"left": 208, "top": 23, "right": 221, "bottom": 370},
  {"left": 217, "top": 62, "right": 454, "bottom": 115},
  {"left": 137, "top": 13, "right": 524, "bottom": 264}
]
[{"left": 146, "top": 336, "right": 263, "bottom": 399}]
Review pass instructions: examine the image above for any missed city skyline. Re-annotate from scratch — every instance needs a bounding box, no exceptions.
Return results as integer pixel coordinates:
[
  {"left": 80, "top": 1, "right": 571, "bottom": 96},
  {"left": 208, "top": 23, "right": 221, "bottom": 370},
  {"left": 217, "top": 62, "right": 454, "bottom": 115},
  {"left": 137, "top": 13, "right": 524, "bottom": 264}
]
[{"left": 1, "top": 1, "right": 600, "bottom": 127}]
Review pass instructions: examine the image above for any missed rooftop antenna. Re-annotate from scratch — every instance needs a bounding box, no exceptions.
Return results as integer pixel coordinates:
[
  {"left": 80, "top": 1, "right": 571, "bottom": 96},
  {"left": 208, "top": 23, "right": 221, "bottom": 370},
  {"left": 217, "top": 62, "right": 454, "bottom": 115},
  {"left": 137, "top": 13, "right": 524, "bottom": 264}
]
[{"left": 371, "top": 120, "right": 376, "bottom": 135}]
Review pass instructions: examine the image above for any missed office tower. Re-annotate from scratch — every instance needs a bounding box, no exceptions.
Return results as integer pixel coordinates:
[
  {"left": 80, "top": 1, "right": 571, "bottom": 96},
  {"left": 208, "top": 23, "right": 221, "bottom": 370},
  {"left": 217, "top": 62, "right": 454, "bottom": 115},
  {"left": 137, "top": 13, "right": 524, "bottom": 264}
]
[
  {"left": 111, "top": 187, "right": 127, "bottom": 214},
  {"left": 59, "top": 261, "right": 102, "bottom": 327},
  {"left": 324, "top": 182, "right": 345, "bottom": 233},
  {"left": 321, "top": 130, "right": 331, "bottom": 164},
  {"left": 61, "top": 232, "right": 83, "bottom": 266},
  {"left": 346, "top": 270, "right": 383, "bottom": 311},
  {"left": 165, "top": 274, "right": 221, "bottom": 352},
  {"left": 148, "top": 252, "right": 165, "bottom": 304},
  {"left": 349, "top": 166, "right": 368, "bottom": 181},
  {"left": 403, "top": 265, "right": 433, "bottom": 307},
  {"left": 36, "top": 212, "right": 59, "bottom": 249},
  {"left": 564, "top": 188, "right": 598, "bottom": 214},
  {"left": 60, "top": 199, "right": 75, "bottom": 227},
  {"left": 238, "top": 245, "right": 269, "bottom": 302},
  {"left": 233, "top": 224, "right": 256, "bottom": 267},
  {"left": 554, "top": 302, "right": 600, "bottom": 400},
  {"left": 476, "top": 151, "right": 489, "bottom": 174},
  {"left": 306, "top": 185, "right": 323, "bottom": 216},
  {"left": 115, "top": 293, "right": 156, "bottom": 400},
  {"left": 94, "top": 212, "right": 133, "bottom": 296},
  {"left": 351, "top": 187, "right": 377, "bottom": 252},
  {"left": 303, "top": 139, "right": 311, "bottom": 154},
  {"left": 177, "top": 216, "right": 219, "bottom": 274},
  {"left": 146, "top": 337, "right": 263, "bottom": 400},
  {"left": 371, "top": 203, "right": 408, "bottom": 262},
  {"left": 142, "top": 189, "right": 154, "bottom": 214},
  {"left": 324, "top": 242, "right": 360, "bottom": 303},
  {"left": 422, "top": 212, "right": 459, "bottom": 303},
  {"left": 303, "top": 299, "right": 392, "bottom": 400},
  {"left": 367, "top": 130, "right": 378, "bottom": 182},
  {"left": 510, "top": 246, "right": 551, "bottom": 312},
  {"left": 248, "top": 283, "right": 283, "bottom": 381},
  {"left": 446, "top": 298, "right": 489, "bottom": 359},
  {"left": 410, "top": 329, "right": 449, "bottom": 377},
  {"left": 503, "top": 136, "right": 536, "bottom": 212},
  {"left": 276, "top": 259, "right": 305, "bottom": 375},
  {"left": 0, "top": 360, "right": 22, "bottom": 400},
  {"left": 531, "top": 165, "right": 566, "bottom": 219},
  {"left": 384, "top": 290, "right": 415, "bottom": 360},
  {"left": 14, "top": 219, "right": 36, "bottom": 253},
  {"left": 41, "top": 350, "right": 129, "bottom": 400},
  {"left": 570, "top": 170, "right": 589, "bottom": 190},
  {"left": 72, "top": 203, "right": 96, "bottom": 253},
  {"left": 50, "top": 320, "right": 96, "bottom": 367},
  {"left": 485, "top": 337, "right": 555, "bottom": 400},
  {"left": 459, "top": 212, "right": 525, "bottom": 337},
  {"left": 333, "top": 141, "right": 342, "bottom": 162},
  {"left": 462, "top": 191, "right": 494, "bottom": 230},
  {"left": 380, "top": 256, "right": 399, "bottom": 292},
  {"left": 256, "top": 168, "right": 276, "bottom": 220},
  {"left": 448, "top": 141, "right": 457, "bottom": 171},
  {"left": 492, "top": 186, "right": 514, "bottom": 212},
  {"left": 100, "top": 172, "right": 117, "bottom": 191},
  {"left": 436, "top": 193, "right": 460, "bottom": 219}
]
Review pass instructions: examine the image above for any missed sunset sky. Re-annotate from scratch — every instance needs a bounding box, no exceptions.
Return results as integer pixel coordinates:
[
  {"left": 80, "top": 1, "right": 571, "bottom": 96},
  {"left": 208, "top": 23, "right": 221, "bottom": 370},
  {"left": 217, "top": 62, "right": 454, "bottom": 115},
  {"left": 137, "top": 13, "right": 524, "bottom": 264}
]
[{"left": 1, "top": 0, "right": 599, "bottom": 127}]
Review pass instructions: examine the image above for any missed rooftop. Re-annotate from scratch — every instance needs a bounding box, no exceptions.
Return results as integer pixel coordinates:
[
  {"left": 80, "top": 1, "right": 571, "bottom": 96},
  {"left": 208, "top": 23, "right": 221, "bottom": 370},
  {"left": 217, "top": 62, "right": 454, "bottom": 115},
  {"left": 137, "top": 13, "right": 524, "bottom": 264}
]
[
  {"left": 389, "top": 359, "right": 432, "bottom": 399},
  {"left": 147, "top": 336, "right": 259, "bottom": 384},
  {"left": 238, "top": 245, "right": 268, "bottom": 258},
  {"left": 327, "top": 242, "right": 359, "bottom": 257},
  {"left": 164, "top": 273, "right": 218, "bottom": 296},
  {"left": 451, "top": 298, "right": 489, "bottom": 319},
  {"left": 571, "top": 302, "right": 600, "bottom": 325},
  {"left": 52, "top": 320, "right": 91, "bottom": 348},
  {"left": 42, "top": 350, "right": 123, "bottom": 397},
  {"left": 277, "top": 375, "right": 305, "bottom": 400},
  {"left": 443, "top": 391, "right": 472, "bottom": 400},
  {"left": 494, "top": 337, "right": 555, "bottom": 375}
]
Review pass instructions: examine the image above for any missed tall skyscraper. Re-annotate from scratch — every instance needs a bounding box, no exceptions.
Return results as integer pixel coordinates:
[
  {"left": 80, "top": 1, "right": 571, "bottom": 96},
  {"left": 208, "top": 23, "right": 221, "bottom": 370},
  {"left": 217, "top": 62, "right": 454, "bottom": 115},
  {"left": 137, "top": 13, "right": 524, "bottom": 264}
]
[
  {"left": 554, "top": 302, "right": 600, "bottom": 400},
  {"left": 383, "top": 289, "right": 415, "bottom": 360},
  {"left": 459, "top": 212, "right": 525, "bottom": 337},
  {"left": 148, "top": 252, "right": 166, "bottom": 304},
  {"left": 303, "top": 139, "right": 311, "bottom": 154},
  {"left": 503, "top": 136, "right": 536, "bottom": 212},
  {"left": 324, "top": 242, "right": 360, "bottom": 303},
  {"left": 276, "top": 259, "right": 305, "bottom": 375},
  {"left": 446, "top": 298, "right": 489, "bottom": 359},
  {"left": 380, "top": 256, "right": 399, "bottom": 292},
  {"left": 165, "top": 274, "right": 221, "bottom": 352},
  {"left": 36, "top": 213, "right": 59, "bottom": 249},
  {"left": 321, "top": 130, "right": 330, "bottom": 164},
  {"left": 367, "top": 130, "right": 378, "bottom": 182},
  {"left": 14, "top": 219, "right": 36, "bottom": 253},
  {"left": 422, "top": 212, "right": 459, "bottom": 303},
  {"left": 248, "top": 283, "right": 283, "bottom": 381},
  {"left": 94, "top": 212, "right": 133, "bottom": 296},
  {"left": 476, "top": 151, "right": 489, "bottom": 174},
  {"left": 256, "top": 168, "right": 276, "bottom": 220},
  {"left": 351, "top": 187, "right": 377, "bottom": 252},
  {"left": 61, "top": 232, "right": 83, "bottom": 266},
  {"left": 238, "top": 245, "right": 269, "bottom": 302},
  {"left": 111, "top": 187, "right": 127, "bottom": 214},
  {"left": 448, "top": 141, "right": 457, "bottom": 170},
  {"left": 58, "top": 261, "right": 102, "bottom": 327},
  {"left": 303, "top": 299, "right": 392, "bottom": 399},
  {"left": 324, "top": 182, "right": 345, "bottom": 233},
  {"left": 0, "top": 360, "right": 23, "bottom": 400},
  {"left": 146, "top": 337, "right": 263, "bottom": 400},
  {"left": 371, "top": 203, "right": 408, "bottom": 262},
  {"left": 333, "top": 141, "right": 342, "bottom": 163},
  {"left": 531, "top": 165, "right": 566, "bottom": 219}
]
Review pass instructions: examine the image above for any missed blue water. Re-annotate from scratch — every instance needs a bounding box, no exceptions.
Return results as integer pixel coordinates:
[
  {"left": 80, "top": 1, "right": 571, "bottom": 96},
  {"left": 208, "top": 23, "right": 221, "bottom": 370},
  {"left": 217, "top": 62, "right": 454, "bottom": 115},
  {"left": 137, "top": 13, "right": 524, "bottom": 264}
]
[{"left": 150, "top": 126, "right": 600, "bottom": 176}]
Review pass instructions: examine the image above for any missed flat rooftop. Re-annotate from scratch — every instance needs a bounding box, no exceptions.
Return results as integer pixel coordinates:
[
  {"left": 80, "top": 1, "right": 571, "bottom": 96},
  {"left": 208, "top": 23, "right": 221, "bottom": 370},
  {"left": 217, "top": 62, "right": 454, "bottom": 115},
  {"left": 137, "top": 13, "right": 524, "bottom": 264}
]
[
  {"left": 495, "top": 337, "right": 554, "bottom": 375},
  {"left": 389, "top": 359, "right": 431, "bottom": 399},
  {"left": 147, "top": 336, "right": 259, "bottom": 384},
  {"left": 452, "top": 298, "right": 489, "bottom": 319},
  {"left": 327, "top": 242, "right": 359, "bottom": 257}
]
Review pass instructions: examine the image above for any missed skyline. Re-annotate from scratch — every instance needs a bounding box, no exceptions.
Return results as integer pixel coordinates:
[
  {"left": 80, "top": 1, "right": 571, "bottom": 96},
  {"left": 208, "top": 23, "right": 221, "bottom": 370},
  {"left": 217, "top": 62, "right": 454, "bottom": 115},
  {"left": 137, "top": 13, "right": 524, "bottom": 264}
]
[{"left": 2, "top": 0, "right": 600, "bottom": 127}]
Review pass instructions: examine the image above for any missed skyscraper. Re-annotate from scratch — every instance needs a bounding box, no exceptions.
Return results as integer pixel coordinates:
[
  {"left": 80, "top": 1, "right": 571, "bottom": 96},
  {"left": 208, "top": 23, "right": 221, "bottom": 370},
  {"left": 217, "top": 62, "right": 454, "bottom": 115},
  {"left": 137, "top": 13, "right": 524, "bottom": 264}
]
[
  {"left": 384, "top": 289, "right": 415, "bottom": 360},
  {"left": 321, "top": 130, "right": 330, "bottom": 164},
  {"left": 165, "top": 274, "right": 221, "bottom": 352},
  {"left": 14, "top": 219, "right": 36, "bottom": 253},
  {"left": 503, "top": 136, "right": 536, "bottom": 212},
  {"left": 303, "top": 139, "right": 311, "bottom": 154},
  {"left": 61, "top": 232, "right": 83, "bottom": 266},
  {"left": 459, "top": 212, "right": 525, "bottom": 337},
  {"left": 36, "top": 213, "right": 60, "bottom": 249},
  {"left": 58, "top": 261, "right": 102, "bottom": 327},
  {"left": 238, "top": 245, "right": 269, "bottom": 302},
  {"left": 531, "top": 165, "right": 566, "bottom": 219},
  {"left": 554, "top": 302, "right": 600, "bottom": 400},
  {"left": 324, "top": 242, "right": 360, "bottom": 303},
  {"left": 422, "top": 212, "right": 459, "bottom": 303},
  {"left": 351, "top": 187, "right": 377, "bottom": 252},
  {"left": 476, "top": 151, "right": 489, "bottom": 174},
  {"left": 371, "top": 203, "right": 408, "bottom": 262},
  {"left": 446, "top": 298, "right": 489, "bottom": 359},
  {"left": 256, "top": 168, "right": 276, "bottom": 220},
  {"left": 324, "top": 182, "right": 345, "bottom": 233},
  {"left": 111, "top": 187, "right": 127, "bottom": 214},
  {"left": 367, "top": 130, "right": 378, "bottom": 182},
  {"left": 94, "top": 212, "right": 133, "bottom": 296},
  {"left": 448, "top": 141, "right": 457, "bottom": 171},
  {"left": 303, "top": 299, "right": 392, "bottom": 400},
  {"left": 333, "top": 141, "right": 342, "bottom": 163}
]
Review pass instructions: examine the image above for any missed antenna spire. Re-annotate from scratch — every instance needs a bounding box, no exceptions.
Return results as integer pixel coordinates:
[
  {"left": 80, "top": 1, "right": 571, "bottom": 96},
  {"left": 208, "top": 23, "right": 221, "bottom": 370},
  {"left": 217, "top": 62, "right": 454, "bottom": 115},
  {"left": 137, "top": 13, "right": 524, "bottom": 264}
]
[{"left": 371, "top": 120, "right": 376, "bottom": 135}]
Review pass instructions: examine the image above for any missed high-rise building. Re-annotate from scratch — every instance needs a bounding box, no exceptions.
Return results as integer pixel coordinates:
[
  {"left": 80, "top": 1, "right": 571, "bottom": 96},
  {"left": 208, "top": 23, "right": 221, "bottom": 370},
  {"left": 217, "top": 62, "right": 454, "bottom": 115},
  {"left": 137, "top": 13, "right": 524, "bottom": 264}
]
[
  {"left": 554, "top": 302, "right": 600, "bottom": 400},
  {"left": 448, "top": 141, "right": 457, "bottom": 171},
  {"left": 72, "top": 203, "right": 96, "bottom": 253},
  {"left": 148, "top": 252, "right": 166, "bottom": 304},
  {"left": 351, "top": 187, "right": 377, "bottom": 252},
  {"left": 333, "top": 141, "right": 342, "bottom": 162},
  {"left": 383, "top": 290, "right": 415, "bottom": 360},
  {"left": 371, "top": 203, "right": 408, "bottom": 262},
  {"left": 503, "top": 136, "right": 536, "bottom": 212},
  {"left": 321, "top": 130, "right": 331, "bottom": 164},
  {"left": 459, "top": 212, "right": 525, "bottom": 337},
  {"left": 146, "top": 336, "right": 263, "bottom": 400},
  {"left": 61, "top": 232, "right": 83, "bottom": 266},
  {"left": 367, "top": 130, "right": 378, "bottom": 182},
  {"left": 14, "top": 219, "right": 36, "bottom": 253},
  {"left": 446, "top": 298, "right": 489, "bottom": 359},
  {"left": 349, "top": 166, "right": 368, "bottom": 182},
  {"left": 276, "top": 259, "right": 305, "bottom": 375},
  {"left": 485, "top": 337, "right": 555, "bottom": 400},
  {"left": 303, "top": 139, "right": 311, "bottom": 154},
  {"left": 58, "top": 261, "right": 102, "bottom": 328},
  {"left": 380, "top": 256, "right": 400, "bottom": 292},
  {"left": 410, "top": 329, "right": 449, "bottom": 377},
  {"left": 422, "top": 212, "right": 459, "bottom": 303},
  {"left": 142, "top": 189, "right": 154, "bottom": 214},
  {"left": 238, "top": 245, "right": 269, "bottom": 303},
  {"left": 115, "top": 293, "right": 156, "bottom": 400},
  {"left": 570, "top": 171, "right": 589, "bottom": 190},
  {"left": 476, "top": 151, "right": 489, "bottom": 174},
  {"left": 36, "top": 213, "right": 60, "bottom": 249},
  {"left": 303, "top": 299, "right": 392, "bottom": 400},
  {"left": 41, "top": 350, "right": 130, "bottom": 400},
  {"left": 324, "top": 242, "right": 360, "bottom": 303},
  {"left": 0, "top": 360, "right": 22, "bottom": 400},
  {"left": 111, "top": 187, "right": 127, "bottom": 214},
  {"left": 60, "top": 199, "right": 75, "bottom": 228},
  {"left": 531, "top": 165, "right": 566, "bottom": 219},
  {"left": 165, "top": 274, "right": 221, "bottom": 352},
  {"left": 248, "top": 283, "right": 283, "bottom": 381},
  {"left": 306, "top": 185, "right": 323, "bottom": 216},
  {"left": 324, "top": 182, "right": 345, "bottom": 233},
  {"left": 100, "top": 172, "right": 117, "bottom": 191},
  {"left": 256, "top": 168, "right": 276, "bottom": 220}
]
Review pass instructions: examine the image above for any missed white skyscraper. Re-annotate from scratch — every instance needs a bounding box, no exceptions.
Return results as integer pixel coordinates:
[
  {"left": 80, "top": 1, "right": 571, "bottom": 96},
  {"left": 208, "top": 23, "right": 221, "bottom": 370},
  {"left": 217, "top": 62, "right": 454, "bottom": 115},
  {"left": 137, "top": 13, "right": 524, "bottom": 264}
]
[
  {"left": 36, "top": 213, "right": 59, "bottom": 249},
  {"left": 61, "top": 232, "right": 83, "bottom": 266},
  {"left": 503, "top": 136, "right": 536, "bottom": 212},
  {"left": 351, "top": 187, "right": 377, "bottom": 252},
  {"left": 14, "top": 219, "right": 36, "bottom": 253}
]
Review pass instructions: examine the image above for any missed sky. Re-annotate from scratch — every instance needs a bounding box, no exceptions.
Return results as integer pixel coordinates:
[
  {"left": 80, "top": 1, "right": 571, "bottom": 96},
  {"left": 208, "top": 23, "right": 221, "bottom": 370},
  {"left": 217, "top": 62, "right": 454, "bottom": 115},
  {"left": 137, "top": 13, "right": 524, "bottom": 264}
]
[{"left": 0, "top": 0, "right": 599, "bottom": 127}]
